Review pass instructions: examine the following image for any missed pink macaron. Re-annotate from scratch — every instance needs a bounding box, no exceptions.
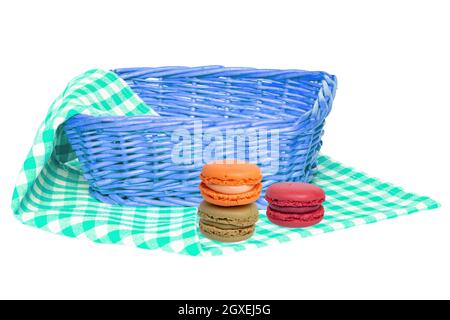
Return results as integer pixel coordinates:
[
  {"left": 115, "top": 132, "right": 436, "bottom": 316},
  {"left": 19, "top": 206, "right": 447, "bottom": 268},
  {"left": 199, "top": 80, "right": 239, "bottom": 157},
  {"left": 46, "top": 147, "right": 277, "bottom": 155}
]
[{"left": 264, "top": 182, "right": 325, "bottom": 228}]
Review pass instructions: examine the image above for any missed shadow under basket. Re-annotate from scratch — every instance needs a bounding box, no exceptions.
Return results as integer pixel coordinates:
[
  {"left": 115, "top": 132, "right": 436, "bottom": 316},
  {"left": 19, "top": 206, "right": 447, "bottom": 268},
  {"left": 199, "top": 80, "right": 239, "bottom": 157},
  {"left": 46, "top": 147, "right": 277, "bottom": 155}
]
[{"left": 63, "top": 66, "right": 337, "bottom": 207}]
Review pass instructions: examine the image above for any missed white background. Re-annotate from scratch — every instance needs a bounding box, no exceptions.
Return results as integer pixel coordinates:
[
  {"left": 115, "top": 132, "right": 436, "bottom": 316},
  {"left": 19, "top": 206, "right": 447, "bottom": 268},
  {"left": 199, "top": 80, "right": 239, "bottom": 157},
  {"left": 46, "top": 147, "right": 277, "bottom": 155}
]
[{"left": 1, "top": 0, "right": 449, "bottom": 300}]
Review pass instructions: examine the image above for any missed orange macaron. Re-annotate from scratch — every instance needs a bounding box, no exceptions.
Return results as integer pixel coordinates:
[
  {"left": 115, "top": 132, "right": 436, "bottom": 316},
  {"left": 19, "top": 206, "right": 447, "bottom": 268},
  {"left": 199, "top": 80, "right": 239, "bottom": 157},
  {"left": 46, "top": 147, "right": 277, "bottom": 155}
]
[{"left": 199, "top": 161, "right": 262, "bottom": 206}]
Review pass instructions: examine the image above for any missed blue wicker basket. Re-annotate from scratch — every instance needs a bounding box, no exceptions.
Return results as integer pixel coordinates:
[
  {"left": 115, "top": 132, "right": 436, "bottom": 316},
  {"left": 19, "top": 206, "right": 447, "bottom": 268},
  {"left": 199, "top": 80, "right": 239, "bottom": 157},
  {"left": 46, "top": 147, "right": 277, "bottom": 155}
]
[{"left": 64, "top": 66, "right": 337, "bottom": 207}]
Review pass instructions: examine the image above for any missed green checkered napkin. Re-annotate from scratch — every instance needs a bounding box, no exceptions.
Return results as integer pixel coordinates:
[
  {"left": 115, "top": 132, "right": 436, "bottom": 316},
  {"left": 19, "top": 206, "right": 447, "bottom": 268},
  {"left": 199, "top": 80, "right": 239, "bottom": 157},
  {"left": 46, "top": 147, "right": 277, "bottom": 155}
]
[{"left": 11, "top": 69, "right": 440, "bottom": 256}]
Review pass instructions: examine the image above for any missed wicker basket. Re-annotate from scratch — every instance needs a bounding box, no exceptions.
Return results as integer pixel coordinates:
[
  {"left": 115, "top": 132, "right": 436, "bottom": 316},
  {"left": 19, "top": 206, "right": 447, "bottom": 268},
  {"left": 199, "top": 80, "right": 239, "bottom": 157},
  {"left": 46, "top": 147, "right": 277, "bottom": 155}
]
[{"left": 64, "top": 66, "right": 337, "bottom": 207}]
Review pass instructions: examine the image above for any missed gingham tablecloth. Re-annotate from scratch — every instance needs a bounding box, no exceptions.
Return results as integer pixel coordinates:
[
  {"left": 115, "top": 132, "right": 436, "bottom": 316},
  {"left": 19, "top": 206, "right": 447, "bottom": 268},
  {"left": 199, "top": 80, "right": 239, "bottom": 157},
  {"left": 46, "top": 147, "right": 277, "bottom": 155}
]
[{"left": 11, "top": 69, "right": 440, "bottom": 256}]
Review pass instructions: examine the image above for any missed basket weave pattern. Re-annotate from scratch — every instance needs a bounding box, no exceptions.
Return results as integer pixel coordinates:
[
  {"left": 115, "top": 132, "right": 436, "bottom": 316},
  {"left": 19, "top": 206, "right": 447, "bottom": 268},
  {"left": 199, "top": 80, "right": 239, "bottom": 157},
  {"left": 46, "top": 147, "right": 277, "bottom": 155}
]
[{"left": 64, "top": 66, "right": 337, "bottom": 207}]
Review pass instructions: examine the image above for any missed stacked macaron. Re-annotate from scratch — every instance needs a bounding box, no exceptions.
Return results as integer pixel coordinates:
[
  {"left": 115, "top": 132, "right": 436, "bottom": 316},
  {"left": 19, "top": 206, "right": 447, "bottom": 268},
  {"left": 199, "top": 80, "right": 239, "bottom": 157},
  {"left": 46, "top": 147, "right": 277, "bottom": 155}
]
[
  {"left": 198, "top": 161, "right": 262, "bottom": 242},
  {"left": 265, "top": 182, "right": 325, "bottom": 228},
  {"left": 199, "top": 161, "right": 262, "bottom": 206},
  {"left": 198, "top": 201, "right": 259, "bottom": 243}
]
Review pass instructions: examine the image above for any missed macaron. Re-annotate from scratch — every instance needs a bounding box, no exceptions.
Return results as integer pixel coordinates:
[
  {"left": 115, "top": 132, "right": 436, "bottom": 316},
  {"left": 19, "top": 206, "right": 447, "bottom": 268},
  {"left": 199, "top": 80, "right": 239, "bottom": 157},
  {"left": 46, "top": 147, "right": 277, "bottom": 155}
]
[
  {"left": 198, "top": 201, "right": 259, "bottom": 242},
  {"left": 199, "top": 161, "right": 262, "bottom": 206},
  {"left": 265, "top": 182, "right": 325, "bottom": 228}
]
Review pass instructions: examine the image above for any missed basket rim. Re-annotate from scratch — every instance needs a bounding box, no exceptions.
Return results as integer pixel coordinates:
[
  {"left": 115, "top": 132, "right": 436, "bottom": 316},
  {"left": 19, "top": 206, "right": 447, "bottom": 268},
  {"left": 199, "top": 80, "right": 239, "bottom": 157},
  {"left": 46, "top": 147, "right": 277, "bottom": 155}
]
[
  {"left": 65, "top": 66, "right": 337, "bottom": 130},
  {"left": 113, "top": 66, "right": 337, "bottom": 124},
  {"left": 113, "top": 65, "right": 337, "bottom": 81}
]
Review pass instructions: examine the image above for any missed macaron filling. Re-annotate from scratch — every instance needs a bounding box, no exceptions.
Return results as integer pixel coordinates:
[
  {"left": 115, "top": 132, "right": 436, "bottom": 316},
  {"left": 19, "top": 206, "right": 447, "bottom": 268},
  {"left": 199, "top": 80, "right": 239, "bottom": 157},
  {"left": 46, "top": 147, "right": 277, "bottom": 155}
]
[
  {"left": 268, "top": 204, "right": 321, "bottom": 214},
  {"left": 200, "top": 182, "right": 262, "bottom": 206},
  {"left": 201, "top": 220, "right": 253, "bottom": 230},
  {"left": 266, "top": 205, "right": 325, "bottom": 228},
  {"left": 205, "top": 183, "right": 255, "bottom": 195}
]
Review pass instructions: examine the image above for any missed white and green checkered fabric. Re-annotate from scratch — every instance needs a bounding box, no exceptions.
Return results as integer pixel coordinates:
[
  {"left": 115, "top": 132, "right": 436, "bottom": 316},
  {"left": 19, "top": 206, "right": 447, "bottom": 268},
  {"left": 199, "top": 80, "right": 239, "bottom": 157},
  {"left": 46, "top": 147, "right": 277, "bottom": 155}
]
[{"left": 11, "top": 69, "right": 440, "bottom": 256}]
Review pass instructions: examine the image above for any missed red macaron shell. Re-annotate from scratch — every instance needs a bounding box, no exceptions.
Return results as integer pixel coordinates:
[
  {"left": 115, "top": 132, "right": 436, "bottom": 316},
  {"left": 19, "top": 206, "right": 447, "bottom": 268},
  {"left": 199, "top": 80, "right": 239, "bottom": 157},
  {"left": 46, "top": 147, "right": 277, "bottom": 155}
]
[
  {"left": 264, "top": 182, "right": 325, "bottom": 207},
  {"left": 266, "top": 205, "right": 324, "bottom": 228}
]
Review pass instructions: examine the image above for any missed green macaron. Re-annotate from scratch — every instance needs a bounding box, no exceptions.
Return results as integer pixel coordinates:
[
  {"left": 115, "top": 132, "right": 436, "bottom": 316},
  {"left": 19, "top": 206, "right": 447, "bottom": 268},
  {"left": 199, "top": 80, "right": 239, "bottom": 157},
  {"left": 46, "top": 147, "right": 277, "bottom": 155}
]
[{"left": 198, "top": 201, "right": 259, "bottom": 243}]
